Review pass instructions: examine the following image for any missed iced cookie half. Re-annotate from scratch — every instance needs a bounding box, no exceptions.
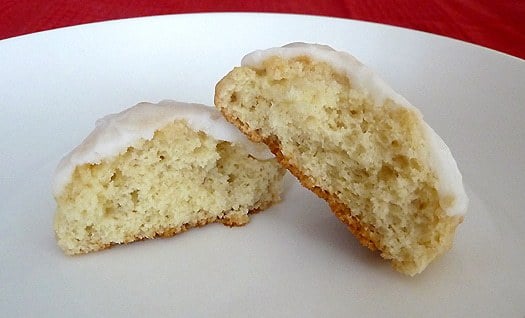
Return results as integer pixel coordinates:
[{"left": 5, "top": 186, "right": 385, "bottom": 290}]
[
  {"left": 215, "top": 43, "right": 468, "bottom": 275},
  {"left": 53, "top": 100, "right": 285, "bottom": 255}
]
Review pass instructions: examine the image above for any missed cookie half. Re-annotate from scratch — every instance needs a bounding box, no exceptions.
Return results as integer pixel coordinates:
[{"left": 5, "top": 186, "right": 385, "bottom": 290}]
[
  {"left": 215, "top": 43, "right": 468, "bottom": 275},
  {"left": 53, "top": 100, "right": 285, "bottom": 255}
]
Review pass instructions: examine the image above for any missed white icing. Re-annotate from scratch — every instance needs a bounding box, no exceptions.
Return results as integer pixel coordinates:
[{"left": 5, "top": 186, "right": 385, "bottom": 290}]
[
  {"left": 241, "top": 42, "right": 468, "bottom": 216},
  {"left": 422, "top": 123, "right": 469, "bottom": 216},
  {"left": 242, "top": 42, "right": 414, "bottom": 108},
  {"left": 52, "top": 100, "right": 271, "bottom": 196}
]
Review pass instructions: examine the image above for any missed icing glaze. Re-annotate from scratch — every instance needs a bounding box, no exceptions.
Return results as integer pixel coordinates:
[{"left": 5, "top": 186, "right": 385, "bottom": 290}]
[{"left": 52, "top": 100, "right": 271, "bottom": 196}]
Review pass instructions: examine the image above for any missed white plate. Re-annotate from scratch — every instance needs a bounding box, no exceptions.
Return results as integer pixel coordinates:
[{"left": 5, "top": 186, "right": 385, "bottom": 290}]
[{"left": 1, "top": 13, "right": 524, "bottom": 317}]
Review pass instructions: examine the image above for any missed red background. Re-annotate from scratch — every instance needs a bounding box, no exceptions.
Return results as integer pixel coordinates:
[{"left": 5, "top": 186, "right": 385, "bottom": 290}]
[{"left": 1, "top": 1, "right": 524, "bottom": 59}]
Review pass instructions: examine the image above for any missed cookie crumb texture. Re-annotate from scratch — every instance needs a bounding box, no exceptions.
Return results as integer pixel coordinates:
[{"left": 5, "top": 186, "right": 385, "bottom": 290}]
[
  {"left": 215, "top": 56, "right": 463, "bottom": 275},
  {"left": 54, "top": 120, "right": 284, "bottom": 255}
]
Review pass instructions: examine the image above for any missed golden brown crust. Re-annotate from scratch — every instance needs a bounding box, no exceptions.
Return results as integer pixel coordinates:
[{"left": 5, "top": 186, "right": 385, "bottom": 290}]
[
  {"left": 216, "top": 105, "right": 380, "bottom": 253},
  {"left": 63, "top": 207, "right": 266, "bottom": 255},
  {"left": 265, "top": 137, "right": 378, "bottom": 252}
]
